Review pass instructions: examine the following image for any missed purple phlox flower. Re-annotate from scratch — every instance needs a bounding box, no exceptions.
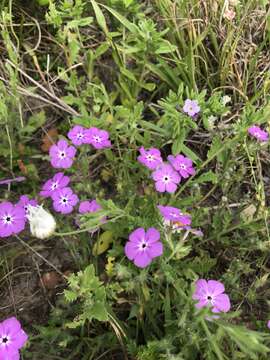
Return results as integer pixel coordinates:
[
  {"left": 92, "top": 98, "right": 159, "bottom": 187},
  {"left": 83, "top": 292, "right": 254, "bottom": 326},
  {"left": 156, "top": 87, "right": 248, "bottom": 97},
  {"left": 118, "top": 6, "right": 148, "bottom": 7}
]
[
  {"left": 152, "top": 163, "right": 180, "bottom": 193},
  {"left": 84, "top": 127, "right": 111, "bottom": 149},
  {"left": 67, "top": 125, "right": 90, "bottom": 146},
  {"left": 78, "top": 199, "right": 106, "bottom": 231},
  {"left": 175, "top": 225, "right": 203, "bottom": 237},
  {"left": 168, "top": 154, "right": 195, "bottom": 179},
  {"left": 137, "top": 147, "right": 163, "bottom": 170},
  {"left": 51, "top": 187, "right": 78, "bottom": 214},
  {"left": 79, "top": 199, "right": 102, "bottom": 214},
  {"left": 49, "top": 140, "right": 76, "bottom": 169},
  {"left": 158, "top": 205, "right": 191, "bottom": 225},
  {"left": 0, "top": 177, "right": 26, "bottom": 186},
  {"left": 183, "top": 99, "right": 200, "bottom": 117},
  {"left": 248, "top": 125, "right": 269, "bottom": 142},
  {"left": 40, "top": 172, "right": 70, "bottom": 198},
  {"left": 0, "top": 316, "right": 28, "bottom": 360},
  {"left": 0, "top": 202, "right": 26, "bottom": 238},
  {"left": 192, "top": 279, "right": 231, "bottom": 313},
  {"left": 267, "top": 320, "right": 270, "bottom": 329},
  {"left": 125, "top": 227, "right": 163, "bottom": 268},
  {"left": 16, "top": 195, "right": 38, "bottom": 218}
]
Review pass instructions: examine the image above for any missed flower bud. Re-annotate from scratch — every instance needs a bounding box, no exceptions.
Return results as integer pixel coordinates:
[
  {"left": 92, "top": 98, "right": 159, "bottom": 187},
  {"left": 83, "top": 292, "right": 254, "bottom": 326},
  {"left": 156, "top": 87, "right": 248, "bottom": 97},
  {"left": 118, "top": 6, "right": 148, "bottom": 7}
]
[{"left": 27, "top": 205, "right": 56, "bottom": 239}]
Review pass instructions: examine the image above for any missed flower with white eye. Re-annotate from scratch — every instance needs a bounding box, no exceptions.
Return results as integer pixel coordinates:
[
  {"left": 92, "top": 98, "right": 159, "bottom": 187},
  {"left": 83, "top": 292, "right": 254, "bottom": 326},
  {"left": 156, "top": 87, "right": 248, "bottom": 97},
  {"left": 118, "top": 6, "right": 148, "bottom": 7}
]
[{"left": 26, "top": 205, "right": 56, "bottom": 239}]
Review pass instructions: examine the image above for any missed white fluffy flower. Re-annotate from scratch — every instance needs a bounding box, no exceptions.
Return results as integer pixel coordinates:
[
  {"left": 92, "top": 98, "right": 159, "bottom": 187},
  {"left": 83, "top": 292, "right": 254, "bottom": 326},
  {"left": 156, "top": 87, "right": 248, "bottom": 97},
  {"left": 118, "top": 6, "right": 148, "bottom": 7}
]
[
  {"left": 27, "top": 205, "right": 56, "bottom": 239},
  {"left": 221, "top": 95, "right": 232, "bottom": 105}
]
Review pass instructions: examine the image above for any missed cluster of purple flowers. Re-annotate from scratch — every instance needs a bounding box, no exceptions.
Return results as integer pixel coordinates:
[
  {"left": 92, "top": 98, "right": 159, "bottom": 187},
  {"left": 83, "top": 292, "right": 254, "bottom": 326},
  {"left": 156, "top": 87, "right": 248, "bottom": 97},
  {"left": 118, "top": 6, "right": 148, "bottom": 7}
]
[{"left": 138, "top": 147, "right": 195, "bottom": 193}]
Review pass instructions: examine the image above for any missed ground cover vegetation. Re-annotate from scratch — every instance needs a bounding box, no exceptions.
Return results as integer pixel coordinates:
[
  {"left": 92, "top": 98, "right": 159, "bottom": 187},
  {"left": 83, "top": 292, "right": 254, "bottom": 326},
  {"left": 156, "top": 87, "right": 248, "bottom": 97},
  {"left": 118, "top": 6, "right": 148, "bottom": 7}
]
[{"left": 0, "top": 0, "right": 270, "bottom": 359}]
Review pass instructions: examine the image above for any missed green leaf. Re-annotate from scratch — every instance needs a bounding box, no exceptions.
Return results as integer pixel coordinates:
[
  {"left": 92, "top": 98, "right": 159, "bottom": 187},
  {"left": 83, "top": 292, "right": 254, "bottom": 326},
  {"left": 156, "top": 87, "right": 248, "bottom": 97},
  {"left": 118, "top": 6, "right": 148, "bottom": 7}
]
[{"left": 195, "top": 170, "right": 218, "bottom": 184}]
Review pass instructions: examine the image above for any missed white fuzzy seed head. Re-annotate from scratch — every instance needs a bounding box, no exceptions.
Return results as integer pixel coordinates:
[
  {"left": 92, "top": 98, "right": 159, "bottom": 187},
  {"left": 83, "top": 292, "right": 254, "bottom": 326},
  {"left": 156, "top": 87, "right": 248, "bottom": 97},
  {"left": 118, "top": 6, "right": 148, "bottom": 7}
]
[{"left": 27, "top": 205, "right": 56, "bottom": 239}]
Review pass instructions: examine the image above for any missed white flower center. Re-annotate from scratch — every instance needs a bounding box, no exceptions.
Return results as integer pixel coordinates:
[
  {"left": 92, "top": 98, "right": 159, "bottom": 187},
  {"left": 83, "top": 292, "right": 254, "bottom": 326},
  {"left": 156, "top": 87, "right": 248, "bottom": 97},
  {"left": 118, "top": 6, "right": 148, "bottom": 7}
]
[
  {"left": 180, "top": 164, "right": 186, "bottom": 170},
  {"left": 60, "top": 196, "right": 69, "bottom": 206},
  {"left": 146, "top": 154, "right": 155, "bottom": 162},
  {"left": 138, "top": 241, "right": 148, "bottom": 251},
  {"left": 59, "top": 151, "right": 66, "bottom": 159},
  {"left": 93, "top": 135, "right": 101, "bottom": 143},
  {"left": 2, "top": 215, "right": 13, "bottom": 225},
  {"left": 77, "top": 133, "right": 84, "bottom": 139},
  {"left": 169, "top": 212, "right": 178, "bottom": 218},
  {"left": 51, "top": 181, "right": 58, "bottom": 191},
  {"left": 0, "top": 335, "right": 10, "bottom": 346},
  {"left": 162, "top": 175, "right": 171, "bottom": 184}
]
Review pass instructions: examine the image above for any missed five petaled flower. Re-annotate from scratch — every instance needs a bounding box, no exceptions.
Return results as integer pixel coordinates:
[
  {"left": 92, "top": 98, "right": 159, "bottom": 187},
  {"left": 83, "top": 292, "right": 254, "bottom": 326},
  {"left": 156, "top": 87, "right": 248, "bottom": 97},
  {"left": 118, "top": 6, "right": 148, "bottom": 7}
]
[
  {"left": 157, "top": 205, "right": 191, "bottom": 225},
  {"left": 85, "top": 127, "right": 111, "bottom": 149},
  {"left": 49, "top": 140, "right": 76, "bottom": 169},
  {"left": 183, "top": 99, "right": 200, "bottom": 117},
  {"left": 67, "top": 125, "right": 90, "bottom": 146},
  {"left": 137, "top": 147, "right": 163, "bottom": 170},
  {"left": 0, "top": 202, "right": 26, "bottom": 238},
  {"left": 168, "top": 154, "right": 195, "bottom": 179},
  {"left": 152, "top": 164, "right": 180, "bottom": 193},
  {"left": 40, "top": 172, "right": 70, "bottom": 198},
  {"left": 16, "top": 195, "right": 38, "bottom": 218},
  {"left": 248, "top": 125, "right": 269, "bottom": 142},
  {"left": 0, "top": 316, "right": 28, "bottom": 360},
  {"left": 79, "top": 199, "right": 102, "bottom": 214},
  {"left": 51, "top": 187, "right": 79, "bottom": 214},
  {"left": 125, "top": 227, "right": 163, "bottom": 268},
  {"left": 192, "top": 279, "right": 231, "bottom": 313}
]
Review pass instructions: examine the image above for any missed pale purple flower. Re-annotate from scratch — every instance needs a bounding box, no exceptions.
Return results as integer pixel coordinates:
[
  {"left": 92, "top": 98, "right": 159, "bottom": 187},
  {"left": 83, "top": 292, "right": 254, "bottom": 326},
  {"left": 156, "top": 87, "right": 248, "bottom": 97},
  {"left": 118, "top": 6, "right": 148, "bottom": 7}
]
[
  {"left": 67, "top": 125, "right": 91, "bottom": 146},
  {"left": 267, "top": 320, "right": 270, "bottom": 329},
  {"left": 137, "top": 147, "right": 163, "bottom": 170},
  {"left": 84, "top": 127, "right": 111, "bottom": 149},
  {"left": 0, "top": 177, "right": 26, "bottom": 186},
  {"left": 40, "top": 172, "right": 70, "bottom": 198},
  {"left": 158, "top": 205, "right": 191, "bottom": 225},
  {"left": 248, "top": 125, "right": 269, "bottom": 142},
  {"left": 152, "top": 164, "right": 180, "bottom": 193},
  {"left": 0, "top": 202, "right": 26, "bottom": 237},
  {"left": 192, "top": 279, "right": 231, "bottom": 313},
  {"left": 0, "top": 317, "right": 28, "bottom": 360},
  {"left": 52, "top": 187, "right": 79, "bottom": 214},
  {"left": 17, "top": 195, "right": 38, "bottom": 218},
  {"left": 168, "top": 154, "right": 195, "bottom": 179},
  {"left": 125, "top": 227, "right": 163, "bottom": 268},
  {"left": 79, "top": 200, "right": 102, "bottom": 214},
  {"left": 49, "top": 140, "right": 76, "bottom": 169},
  {"left": 183, "top": 99, "right": 200, "bottom": 117}
]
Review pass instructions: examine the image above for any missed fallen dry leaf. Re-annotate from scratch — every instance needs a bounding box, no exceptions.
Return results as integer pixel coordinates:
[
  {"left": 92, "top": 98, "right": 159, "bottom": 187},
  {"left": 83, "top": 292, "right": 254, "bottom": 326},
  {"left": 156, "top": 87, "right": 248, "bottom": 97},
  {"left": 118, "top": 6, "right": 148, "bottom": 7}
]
[{"left": 41, "top": 128, "right": 58, "bottom": 152}]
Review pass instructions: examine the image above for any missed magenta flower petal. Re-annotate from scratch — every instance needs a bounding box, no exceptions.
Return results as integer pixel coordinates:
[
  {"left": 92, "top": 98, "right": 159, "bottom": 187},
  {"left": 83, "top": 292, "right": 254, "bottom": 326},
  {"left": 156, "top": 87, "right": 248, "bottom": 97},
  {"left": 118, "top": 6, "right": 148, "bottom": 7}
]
[
  {"left": 129, "top": 228, "right": 145, "bottom": 243},
  {"left": 165, "top": 182, "right": 177, "bottom": 193},
  {"left": 248, "top": 125, "right": 269, "bottom": 142},
  {"left": 125, "top": 241, "right": 139, "bottom": 260},
  {"left": 267, "top": 320, "right": 270, "bottom": 329},
  {"left": 146, "top": 228, "right": 160, "bottom": 243},
  {"left": 148, "top": 242, "right": 163, "bottom": 258},
  {"left": 134, "top": 252, "right": 152, "bottom": 268},
  {"left": 195, "top": 298, "right": 209, "bottom": 309},
  {"left": 207, "top": 280, "right": 225, "bottom": 296},
  {"left": 212, "top": 293, "right": 231, "bottom": 313},
  {"left": 155, "top": 180, "right": 166, "bottom": 192}
]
